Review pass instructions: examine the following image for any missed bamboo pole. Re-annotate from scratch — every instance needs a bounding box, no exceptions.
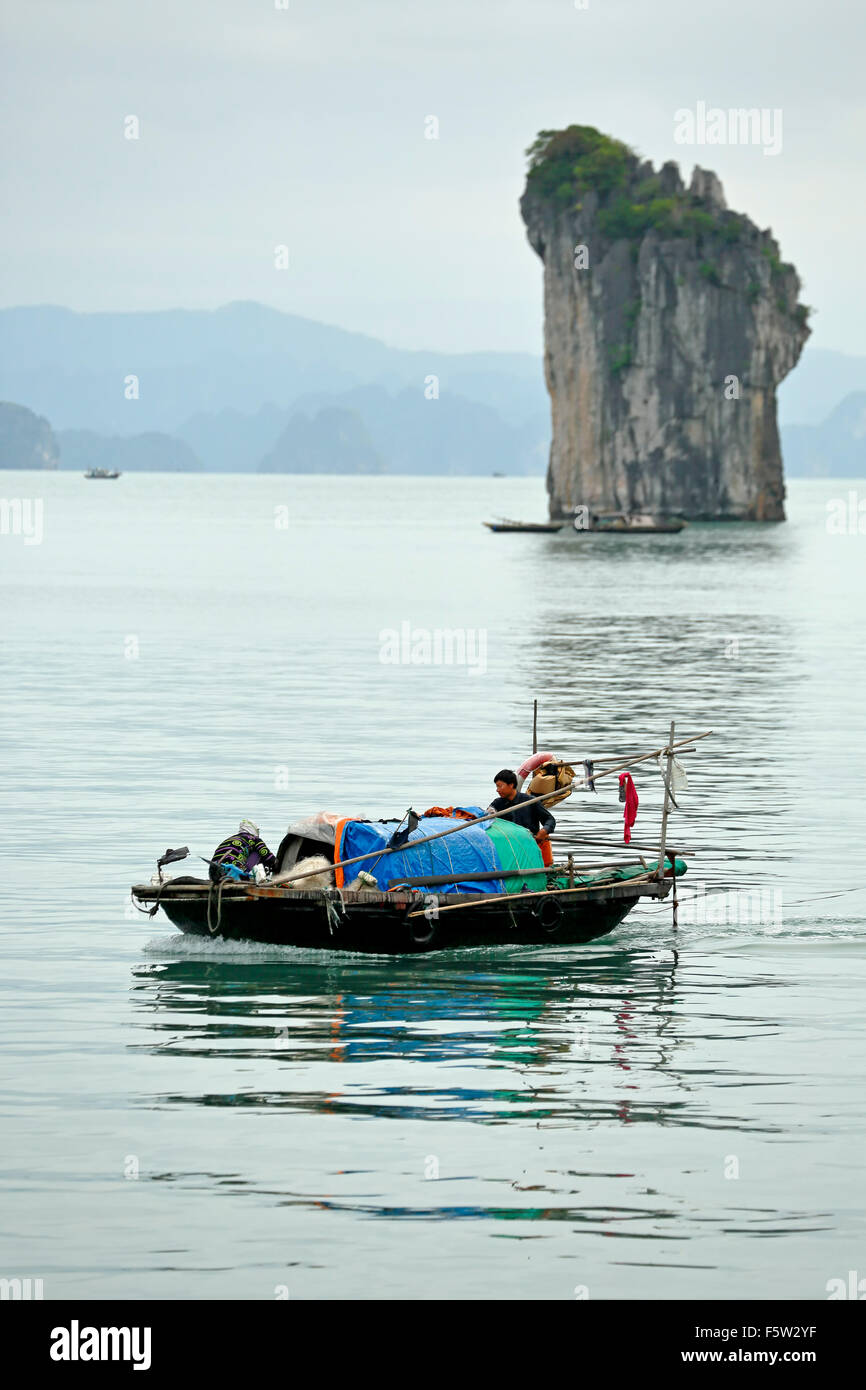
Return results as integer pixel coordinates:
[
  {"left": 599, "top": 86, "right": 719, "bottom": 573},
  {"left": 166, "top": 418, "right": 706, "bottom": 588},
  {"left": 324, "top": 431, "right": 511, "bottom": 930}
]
[
  {"left": 657, "top": 720, "right": 675, "bottom": 881},
  {"left": 570, "top": 731, "right": 711, "bottom": 784},
  {"left": 590, "top": 747, "right": 695, "bottom": 763},
  {"left": 553, "top": 835, "right": 695, "bottom": 854},
  {"left": 407, "top": 871, "right": 660, "bottom": 918},
  {"left": 671, "top": 858, "right": 679, "bottom": 930},
  {"left": 564, "top": 860, "right": 651, "bottom": 871},
  {"left": 532, "top": 699, "right": 538, "bottom": 755},
  {"left": 386, "top": 869, "right": 514, "bottom": 888},
  {"left": 278, "top": 730, "right": 712, "bottom": 887}
]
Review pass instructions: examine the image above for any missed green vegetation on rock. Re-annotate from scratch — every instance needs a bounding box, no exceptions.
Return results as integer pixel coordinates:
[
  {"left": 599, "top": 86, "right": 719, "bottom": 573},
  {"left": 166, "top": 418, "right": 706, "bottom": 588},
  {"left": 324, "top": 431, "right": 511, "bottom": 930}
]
[
  {"left": 525, "top": 126, "right": 631, "bottom": 204},
  {"left": 698, "top": 261, "right": 722, "bottom": 287},
  {"left": 524, "top": 124, "right": 811, "bottom": 326},
  {"left": 609, "top": 343, "right": 634, "bottom": 374},
  {"left": 526, "top": 125, "right": 745, "bottom": 248}
]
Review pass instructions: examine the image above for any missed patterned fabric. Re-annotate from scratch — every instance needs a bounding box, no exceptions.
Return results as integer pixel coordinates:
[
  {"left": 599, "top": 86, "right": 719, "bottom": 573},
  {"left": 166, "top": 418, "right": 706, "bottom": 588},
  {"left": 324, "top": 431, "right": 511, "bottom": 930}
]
[{"left": 211, "top": 831, "right": 277, "bottom": 878}]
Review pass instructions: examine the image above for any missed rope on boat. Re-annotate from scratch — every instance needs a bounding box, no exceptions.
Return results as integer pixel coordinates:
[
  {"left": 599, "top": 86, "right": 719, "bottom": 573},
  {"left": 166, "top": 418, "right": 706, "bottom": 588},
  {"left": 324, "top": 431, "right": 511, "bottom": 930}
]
[
  {"left": 635, "top": 882, "right": 866, "bottom": 917},
  {"left": 131, "top": 889, "right": 162, "bottom": 919},
  {"left": 323, "top": 888, "right": 349, "bottom": 935},
  {"left": 207, "top": 876, "right": 229, "bottom": 935},
  {"left": 406, "top": 890, "right": 437, "bottom": 945},
  {"left": 132, "top": 884, "right": 169, "bottom": 920},
  {"left": 783, "top": 884, "right": 866, "bottom": 907}
]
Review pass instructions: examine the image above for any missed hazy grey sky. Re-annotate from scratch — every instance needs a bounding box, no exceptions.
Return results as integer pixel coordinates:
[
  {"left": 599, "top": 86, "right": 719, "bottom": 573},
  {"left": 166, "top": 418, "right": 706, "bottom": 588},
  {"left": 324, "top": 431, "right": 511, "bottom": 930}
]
[{"left": 2, "top": 0, "right": 864, "bottom": 354}]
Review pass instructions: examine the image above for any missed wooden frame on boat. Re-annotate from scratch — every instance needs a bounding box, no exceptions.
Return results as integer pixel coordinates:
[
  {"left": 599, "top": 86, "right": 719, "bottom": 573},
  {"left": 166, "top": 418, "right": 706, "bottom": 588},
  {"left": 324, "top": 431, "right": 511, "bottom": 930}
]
[{"left": 483, "top": 518, "right": 564, "bottom": 533}]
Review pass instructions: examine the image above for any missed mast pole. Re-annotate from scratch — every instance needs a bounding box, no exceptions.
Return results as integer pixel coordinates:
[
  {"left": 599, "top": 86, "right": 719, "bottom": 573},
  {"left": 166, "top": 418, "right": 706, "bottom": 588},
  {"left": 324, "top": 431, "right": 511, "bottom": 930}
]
[{"left": 657, "top": 720, "right": 675, "bottom": 881}]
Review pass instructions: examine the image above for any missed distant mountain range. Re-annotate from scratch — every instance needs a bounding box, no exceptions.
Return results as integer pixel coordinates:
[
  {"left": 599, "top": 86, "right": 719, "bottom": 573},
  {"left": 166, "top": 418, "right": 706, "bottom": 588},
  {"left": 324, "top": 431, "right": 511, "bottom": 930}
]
[
  {"left": 0, "top": 301, "right": 863, "bottom": 475},
  {"left": 0, "top": 401, "right": 59, "bottom": 469},
  {"left": 56, "top": 429, "right": 201, "bottom": 473},
  {"left": 782, "top": 393, "right": 866, "bottom": 477}
]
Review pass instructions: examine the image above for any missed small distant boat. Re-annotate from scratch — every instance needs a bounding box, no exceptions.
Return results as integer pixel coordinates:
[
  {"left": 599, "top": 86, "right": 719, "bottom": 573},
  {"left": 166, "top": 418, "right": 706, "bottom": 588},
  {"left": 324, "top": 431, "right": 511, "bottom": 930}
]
[
  {"left": 84, "top": 468, "right": 121, "bottom": 480},
  {"left": 484, "top": 518, "right": 564, "bottom": 534},
  {"left": 575, "top": 510, "right": 686, "bottom": 534}
]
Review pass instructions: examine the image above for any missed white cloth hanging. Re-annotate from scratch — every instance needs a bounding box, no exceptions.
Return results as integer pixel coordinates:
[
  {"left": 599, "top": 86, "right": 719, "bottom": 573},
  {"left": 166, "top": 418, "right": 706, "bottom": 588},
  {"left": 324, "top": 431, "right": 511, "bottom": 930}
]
[{"left": 657, "top": 753, "right": 688, "bottom": 794}]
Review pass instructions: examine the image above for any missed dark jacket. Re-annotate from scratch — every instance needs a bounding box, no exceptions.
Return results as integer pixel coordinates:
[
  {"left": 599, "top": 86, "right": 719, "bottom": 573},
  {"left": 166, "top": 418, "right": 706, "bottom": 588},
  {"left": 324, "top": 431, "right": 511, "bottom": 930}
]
[
  {"left": 210, "top": 831, "right": 277, "bottom": 882},
  {"left": 488, "top": 792, "right": 555, "bottom": 837}
]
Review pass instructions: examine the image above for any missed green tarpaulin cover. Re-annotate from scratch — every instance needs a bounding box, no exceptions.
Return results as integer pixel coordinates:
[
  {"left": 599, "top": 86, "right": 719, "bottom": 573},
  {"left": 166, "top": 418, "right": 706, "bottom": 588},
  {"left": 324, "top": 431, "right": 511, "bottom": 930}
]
[
  {"left": 550, "top": 856, "right": 688, "bottom": 890},
  {"left": 485, "top": 819, "right": 547, "bottom": 894}
]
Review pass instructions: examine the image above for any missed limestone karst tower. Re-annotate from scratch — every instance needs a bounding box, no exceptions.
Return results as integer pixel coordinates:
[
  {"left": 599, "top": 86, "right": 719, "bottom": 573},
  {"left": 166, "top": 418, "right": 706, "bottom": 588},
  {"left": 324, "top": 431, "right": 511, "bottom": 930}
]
[{"left": 520, "top": 126, "right": 810, "bottom": 520}]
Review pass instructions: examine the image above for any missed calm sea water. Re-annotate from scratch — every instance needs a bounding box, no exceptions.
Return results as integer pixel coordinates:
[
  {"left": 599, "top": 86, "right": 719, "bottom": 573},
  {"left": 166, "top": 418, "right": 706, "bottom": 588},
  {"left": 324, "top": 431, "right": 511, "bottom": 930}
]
[{"left": 2, "top": 471, "right": 865, "bottom": 1300}]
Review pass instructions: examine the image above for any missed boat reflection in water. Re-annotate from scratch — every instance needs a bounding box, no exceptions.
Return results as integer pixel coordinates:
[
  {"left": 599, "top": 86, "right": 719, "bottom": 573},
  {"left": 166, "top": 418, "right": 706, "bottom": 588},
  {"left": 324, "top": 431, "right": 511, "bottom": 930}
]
[
  {"left": 130, "top": 945, "right": 710, "bottom": 1129},
  {"left": 126, "top": 941, "right": 799, "bottom": 1271}
]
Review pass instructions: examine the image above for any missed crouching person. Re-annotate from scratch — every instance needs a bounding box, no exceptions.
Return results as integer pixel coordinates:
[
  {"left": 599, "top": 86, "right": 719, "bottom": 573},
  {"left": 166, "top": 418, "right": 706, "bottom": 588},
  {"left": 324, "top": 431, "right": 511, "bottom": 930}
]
[{"left": 210, "top": 819, "right": 278, "bottom": 883}]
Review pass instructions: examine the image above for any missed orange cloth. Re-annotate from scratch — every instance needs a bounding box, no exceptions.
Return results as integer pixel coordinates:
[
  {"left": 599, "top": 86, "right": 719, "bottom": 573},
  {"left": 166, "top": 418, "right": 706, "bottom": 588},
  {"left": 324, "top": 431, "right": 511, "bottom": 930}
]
[
  {"left": 333, "top": 817, "right": 352, "bottom": 888},
  {"left": 540, "top": 837, "right": 553, "bottom": 867}
]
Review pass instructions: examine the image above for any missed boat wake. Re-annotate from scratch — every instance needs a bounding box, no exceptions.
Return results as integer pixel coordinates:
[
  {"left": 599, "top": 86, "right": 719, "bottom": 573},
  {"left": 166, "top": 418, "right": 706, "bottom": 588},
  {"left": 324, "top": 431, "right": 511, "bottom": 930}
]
[
  {"left": 138, "top": 932, "right": 645, "bottom": 966},
  {"left": 141, "top": 932, "right": 386, "bottom": 964}
]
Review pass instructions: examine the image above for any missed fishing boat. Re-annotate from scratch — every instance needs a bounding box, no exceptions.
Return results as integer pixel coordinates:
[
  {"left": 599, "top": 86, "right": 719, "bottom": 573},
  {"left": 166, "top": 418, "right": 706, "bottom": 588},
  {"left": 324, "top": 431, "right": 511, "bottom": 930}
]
[
  {"left": 131, "top": 858, "right": 682, "bottom": 953},
  {"left": 574, "top": 510, "right": 686, "bottom": 534},
  {"left": 484, "top": 518, "right": 564, "bottom": 533},
  {"left": 84, "top": 468, "right": 121, "bottom": 479},
  {"left": 131, "top": 725, "right": 708, "bottom": 954}
]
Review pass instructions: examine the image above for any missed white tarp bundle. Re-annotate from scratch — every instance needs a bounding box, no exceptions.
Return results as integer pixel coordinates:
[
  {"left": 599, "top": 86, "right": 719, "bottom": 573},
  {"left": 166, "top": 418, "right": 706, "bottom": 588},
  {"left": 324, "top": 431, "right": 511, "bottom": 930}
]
[{"left": 276, "top": 811, "right": 341, "bottom": 872}]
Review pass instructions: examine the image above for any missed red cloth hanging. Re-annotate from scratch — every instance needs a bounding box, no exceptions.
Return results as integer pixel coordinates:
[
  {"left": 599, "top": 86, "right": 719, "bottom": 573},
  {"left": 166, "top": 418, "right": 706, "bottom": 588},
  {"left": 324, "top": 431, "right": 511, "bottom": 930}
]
[{"left": 618, "top": 772, "right": 639, "bottom": 844}]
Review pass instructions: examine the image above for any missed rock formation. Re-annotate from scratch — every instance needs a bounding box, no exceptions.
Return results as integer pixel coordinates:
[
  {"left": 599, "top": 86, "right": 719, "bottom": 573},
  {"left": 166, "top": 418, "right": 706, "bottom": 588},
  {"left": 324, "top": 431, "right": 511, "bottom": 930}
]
[
  {"left": 259, "top": 407, "right": 384, "bottom": 474},
  {"left": 0, "top": 401, "right": 59, "bottom": 469},
  {"left": 57, "top": 429, "right": 202, "bottom": 472},
  {"left": 520, "top": 126, "right": 811, "bottom": 520}
]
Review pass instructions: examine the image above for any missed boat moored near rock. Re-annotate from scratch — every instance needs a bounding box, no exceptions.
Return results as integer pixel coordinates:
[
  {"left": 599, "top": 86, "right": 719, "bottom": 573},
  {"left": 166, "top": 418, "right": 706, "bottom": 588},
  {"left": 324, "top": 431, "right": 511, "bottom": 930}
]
[{"left": 573, "top": 509, "right": 687, "bottom": 534}]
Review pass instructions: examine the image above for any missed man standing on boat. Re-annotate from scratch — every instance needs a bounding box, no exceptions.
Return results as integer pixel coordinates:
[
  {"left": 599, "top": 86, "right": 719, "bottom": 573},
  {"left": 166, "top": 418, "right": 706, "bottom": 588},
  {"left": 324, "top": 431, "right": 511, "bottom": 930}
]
[
  {"left": 209, "top": 819, "right": 278, "bottom": 883},
  {"left": 488, "top": 769, "right": 555, "bottom": 866}
]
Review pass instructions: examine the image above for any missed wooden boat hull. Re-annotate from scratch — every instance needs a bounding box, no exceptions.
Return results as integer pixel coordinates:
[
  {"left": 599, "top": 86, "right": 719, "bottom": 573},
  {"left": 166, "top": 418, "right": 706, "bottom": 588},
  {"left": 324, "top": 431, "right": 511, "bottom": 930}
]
[
  {"left": 571, "top": 514, "right": 686, "bottom": 534},
  {"left": 132, "top": 877, "right": 672, "bottom": 954},
  {"left": 484, "top": 523, "right": 564, "bottom": 534},
  {"left": 586, "top": 522, "right": 685, "bottom": 534}
]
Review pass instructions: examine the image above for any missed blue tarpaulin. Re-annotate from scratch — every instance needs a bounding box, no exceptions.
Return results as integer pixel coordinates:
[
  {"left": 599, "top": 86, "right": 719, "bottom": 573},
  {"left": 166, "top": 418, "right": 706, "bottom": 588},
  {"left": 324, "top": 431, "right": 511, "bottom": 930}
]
[{"left": 338, "top": 813, "right": 504, "bottom": 893}]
